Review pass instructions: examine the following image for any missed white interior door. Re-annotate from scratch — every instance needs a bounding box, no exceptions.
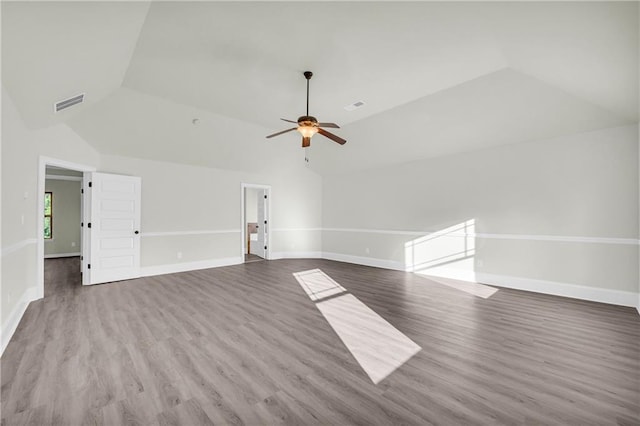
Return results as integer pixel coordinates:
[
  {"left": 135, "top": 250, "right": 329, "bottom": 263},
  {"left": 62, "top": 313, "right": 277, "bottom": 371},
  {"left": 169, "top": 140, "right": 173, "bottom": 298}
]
[
  {"left": 85, "top": 172, "right": 141, "bottom": 285},
  {"left": 255, "top": 189, "right": 266, "bottom": 259}
]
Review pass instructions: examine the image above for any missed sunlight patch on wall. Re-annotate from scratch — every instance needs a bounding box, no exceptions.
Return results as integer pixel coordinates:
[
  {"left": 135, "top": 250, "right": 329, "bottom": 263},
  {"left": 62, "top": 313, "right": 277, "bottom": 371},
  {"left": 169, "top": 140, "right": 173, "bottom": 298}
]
[
  {"left": 294, "top": 269, "right": 421, "bottom": 384},
  {"left": 405, "top": 219, "right": 476, "bottom": 273},
  {"left": 405, "top": 219, "right": 497, "bottom": 298}
]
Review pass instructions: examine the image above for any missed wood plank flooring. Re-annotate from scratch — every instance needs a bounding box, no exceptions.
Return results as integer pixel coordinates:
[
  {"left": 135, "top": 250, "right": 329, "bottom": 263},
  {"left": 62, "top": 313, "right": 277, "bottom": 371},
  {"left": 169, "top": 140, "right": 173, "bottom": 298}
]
[
  {"left": 244, "top": 254, "right": 264, "bottom": 263},
  {"left": 2, "top": 257, "right": 639, "bottom": 425}
]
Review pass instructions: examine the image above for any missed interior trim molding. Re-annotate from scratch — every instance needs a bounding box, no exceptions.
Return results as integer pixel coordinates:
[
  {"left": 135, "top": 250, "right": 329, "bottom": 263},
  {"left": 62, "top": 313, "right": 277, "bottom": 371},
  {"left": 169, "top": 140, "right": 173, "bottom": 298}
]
[
  {"left": 1, "top": 238, "right": 38, "bottom": 258},
  {"left": 271, "top": 251, "right": 322, "bottom": 260},
  {"left": 44, "top": 252, "right": 81, "bottom": 259},
  {"left": 271, "top": 228, "right": 323, "bottom": 232},
  {"left": 1, "top": 287, "right": 38, "bottom": 356},
  {"left": 45, "top": 174, "right": 82, "bottom": 182},
  {"left": 473, "top": 271, "right": 639, "bottom": 308},
  {"left": 322, "top": 251, "right": 405, "bottom": 271},
  {"left": 323, "top": 227, "right": 424, "bottom": 236},
  {"left": 138, "top": 227, "right": 637, "bottom": 246},
  {"left": 414, "top": 266, "right": 638, "bottom": 308},
  {"left": 141, "top": 230, "right": 241, "bottom": 237},
  {"left": 140, "top": 257, "right": 242, "bottom": 277},
  {"left": 322, "top": 227, "right": 638, "bottom": 245}
]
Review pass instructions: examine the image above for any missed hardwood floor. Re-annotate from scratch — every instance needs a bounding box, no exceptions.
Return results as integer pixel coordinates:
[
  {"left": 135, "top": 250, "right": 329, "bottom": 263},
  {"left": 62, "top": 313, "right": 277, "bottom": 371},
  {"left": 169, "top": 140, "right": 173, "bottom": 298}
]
[
  {"left": 244, "top": 254, "right": 264, "bottom": 263},
  {"left": 2, "top": 257, "right": 639, "bottom": 425}
]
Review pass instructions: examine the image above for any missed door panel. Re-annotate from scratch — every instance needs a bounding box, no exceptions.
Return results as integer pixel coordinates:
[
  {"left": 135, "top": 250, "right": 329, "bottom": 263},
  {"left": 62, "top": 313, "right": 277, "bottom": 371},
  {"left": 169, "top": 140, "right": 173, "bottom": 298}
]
[
  {"left": 99, "top": 237, "right": 134, "bottom": 250},
  {"left": 86, "top": 172, "right": 141, "bottom": 285}
]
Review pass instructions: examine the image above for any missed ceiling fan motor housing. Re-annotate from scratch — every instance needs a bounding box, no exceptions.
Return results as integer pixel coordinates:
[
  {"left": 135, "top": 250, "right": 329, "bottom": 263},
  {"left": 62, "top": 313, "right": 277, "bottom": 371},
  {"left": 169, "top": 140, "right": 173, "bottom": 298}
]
[{"left": 297, "top": 115, "right": 318, "bottom": 126}]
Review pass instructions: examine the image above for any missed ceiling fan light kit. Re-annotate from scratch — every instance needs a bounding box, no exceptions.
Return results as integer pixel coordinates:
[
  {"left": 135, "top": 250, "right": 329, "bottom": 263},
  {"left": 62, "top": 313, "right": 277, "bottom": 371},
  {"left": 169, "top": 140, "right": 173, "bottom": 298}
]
[{"left": 266, "top": 71, "right": 346, "bottom": 147}]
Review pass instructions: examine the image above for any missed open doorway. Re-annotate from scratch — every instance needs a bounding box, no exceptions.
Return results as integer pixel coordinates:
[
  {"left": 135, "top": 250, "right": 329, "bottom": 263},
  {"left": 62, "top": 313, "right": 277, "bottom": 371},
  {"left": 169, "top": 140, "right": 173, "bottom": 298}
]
[
  {"left": 241, "top": 183, "right": 271, "bottom": 263},
  {"left": 37, "top": 157, "right": 95, "bottom": 300},
  {"left": 42, "top": 166, "right": 83, "bottom": 297}
]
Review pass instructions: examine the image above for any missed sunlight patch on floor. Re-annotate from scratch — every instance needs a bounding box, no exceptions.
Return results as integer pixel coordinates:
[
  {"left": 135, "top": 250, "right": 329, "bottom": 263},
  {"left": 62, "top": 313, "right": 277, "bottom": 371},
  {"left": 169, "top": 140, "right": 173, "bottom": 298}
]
[
  {"left": 293, "top": 269, "right": 347, "bottom": 301},
  {"left": 294, "top": 269, "right": 421, "bottom": 384},
  {"left": 418, "top": 274, "right": 498, "bottom": 299}
]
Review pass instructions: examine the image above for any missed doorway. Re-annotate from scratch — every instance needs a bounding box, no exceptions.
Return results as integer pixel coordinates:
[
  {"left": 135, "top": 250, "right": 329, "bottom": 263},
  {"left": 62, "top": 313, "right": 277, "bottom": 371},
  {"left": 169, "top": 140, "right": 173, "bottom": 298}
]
[
  {"left": 40, "top": 164, "right": 87, "bottom": 297},
  {"left": 241, "top": 183, "right": 271, "bottom": 263},
  {"left": 37, "top": 157, "right": 143, "bottom": 298}
]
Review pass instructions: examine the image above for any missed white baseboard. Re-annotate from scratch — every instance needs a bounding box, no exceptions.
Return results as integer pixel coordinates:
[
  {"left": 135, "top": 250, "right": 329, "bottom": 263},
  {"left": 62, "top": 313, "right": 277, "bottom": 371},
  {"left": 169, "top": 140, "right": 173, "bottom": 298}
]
[
  {"left": 1, "top": 287, "right": 38, "bottom": 356},
  {"left": 44, "top": 252, "right": 80, "bottom": 259},
  {"left": 140, "top": 257, "right": 243, "bottom": 277},
  {"left": 491, "top": 273, "right": 639, "bottom": 308},
  {"left": 270, "top": 251, "right": 322, "bottom": 260},
  {"left": 322, "top": 252, "right": 405, "bottom": 271},
  {"left": 477, "top": 271, "right": 638, "bottom": 308},
  {"left": 321, "top": 252, "right": 639, "bottom": 310}
]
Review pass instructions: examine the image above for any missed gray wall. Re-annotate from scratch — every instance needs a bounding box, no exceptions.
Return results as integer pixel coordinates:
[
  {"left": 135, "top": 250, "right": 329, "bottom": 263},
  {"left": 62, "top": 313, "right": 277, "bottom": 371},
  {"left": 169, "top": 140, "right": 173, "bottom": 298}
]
[
  {"left": 44, "top": 179, "right": 81, "bottom": 256},
  {"left": 322, "top": 124, "right": 639, "bottom": 296},
  {"left": 3, "top": 83, "right": 639, "bottom": 353},
  {"left": 1, "top": 86, "right": 100, "bottom": 343},
  {"left": 1, "top": 84, "right": 323, "bottom": 346},
  {"left": 99, "top": 153, "right": 322, "bottom": 269}
]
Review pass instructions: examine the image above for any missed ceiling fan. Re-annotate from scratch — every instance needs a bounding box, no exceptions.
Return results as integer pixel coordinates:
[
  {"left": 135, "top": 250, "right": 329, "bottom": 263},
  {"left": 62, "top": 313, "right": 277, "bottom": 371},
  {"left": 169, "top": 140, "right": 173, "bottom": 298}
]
[{"left": 266, "top": 71, "right": 346, "bottom": 148}]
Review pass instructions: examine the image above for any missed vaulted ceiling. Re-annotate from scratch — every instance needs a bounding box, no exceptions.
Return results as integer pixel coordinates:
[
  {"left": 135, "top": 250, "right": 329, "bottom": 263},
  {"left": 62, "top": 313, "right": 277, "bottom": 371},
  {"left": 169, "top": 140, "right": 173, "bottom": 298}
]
[{"left": 3, "top": 1, "right": 638, "bottom": 174}]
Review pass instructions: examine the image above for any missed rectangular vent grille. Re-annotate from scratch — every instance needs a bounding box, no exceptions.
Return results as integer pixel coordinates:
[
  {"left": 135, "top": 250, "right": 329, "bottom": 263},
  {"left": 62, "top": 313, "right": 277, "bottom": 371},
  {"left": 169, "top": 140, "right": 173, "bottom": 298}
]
[
  {"left": 344, "top": 100, "right": 366, "bottom": 111},
  {"left": 54, "top": 93, "right": 84, "bottom": 112}
]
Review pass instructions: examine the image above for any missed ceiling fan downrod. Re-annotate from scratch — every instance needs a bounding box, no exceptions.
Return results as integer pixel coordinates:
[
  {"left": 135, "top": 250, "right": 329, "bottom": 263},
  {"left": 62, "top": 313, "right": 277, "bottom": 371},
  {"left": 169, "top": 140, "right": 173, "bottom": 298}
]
[{"left": 304, "top": 71, "right": 312, "bottom": 116}]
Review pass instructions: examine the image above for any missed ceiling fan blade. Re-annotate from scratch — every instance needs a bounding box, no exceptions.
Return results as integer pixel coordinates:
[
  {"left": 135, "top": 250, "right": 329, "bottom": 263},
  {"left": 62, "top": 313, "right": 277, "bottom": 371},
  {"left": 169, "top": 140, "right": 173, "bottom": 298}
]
[
  {"left": 266, "top": 128, "right": 297, "bottom": 138},
  {"left": 302, "top": 136, "right": 311, "bottom": 147},
  {"left": 318, "top": 128, "right": 346, "bottom": 145},
  {"left": 281, "top": 118, "right": 298, "bottom": 124},
  {"left": 319, "top": 122, "right": 340, "bottom": 129}
]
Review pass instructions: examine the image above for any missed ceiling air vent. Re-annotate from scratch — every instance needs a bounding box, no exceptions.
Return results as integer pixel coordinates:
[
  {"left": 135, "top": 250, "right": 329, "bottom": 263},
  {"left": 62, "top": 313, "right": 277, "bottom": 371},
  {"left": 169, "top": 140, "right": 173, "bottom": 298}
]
[
  {"left": 54, "top": 93, "right": 84, "bottom": 113},
  {"left": 344, "top": 100, "right": 366, "bottom": 111}
]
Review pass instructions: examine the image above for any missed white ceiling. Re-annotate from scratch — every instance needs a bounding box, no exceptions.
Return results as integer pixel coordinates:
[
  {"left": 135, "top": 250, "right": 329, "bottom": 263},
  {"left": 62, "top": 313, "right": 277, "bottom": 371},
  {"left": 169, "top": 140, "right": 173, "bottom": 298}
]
[
  {"left": 2, "top": 1, "right": 150, "bottom": 129},
  {"left": 66, "top": 87, "right": 306, "bottom": 173},
  {"left": 2, "top": 1, "right": 638, "bottom": 174},
  {"left": 122, "top": 1, "right": 508, "bottom": 129},
  {"left": 311, "top": 68, "right": 631, "bottom": 174}
]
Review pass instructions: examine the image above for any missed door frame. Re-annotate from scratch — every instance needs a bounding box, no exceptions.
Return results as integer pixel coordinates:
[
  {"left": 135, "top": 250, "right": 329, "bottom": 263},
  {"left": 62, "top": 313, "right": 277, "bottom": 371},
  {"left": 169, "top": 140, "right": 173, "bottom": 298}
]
[
  {"left": 37, "top": 156, "right": 96, "bottom": 299},
  {"left": 240, "top": 183, "right": 271, "bottom": 261}
]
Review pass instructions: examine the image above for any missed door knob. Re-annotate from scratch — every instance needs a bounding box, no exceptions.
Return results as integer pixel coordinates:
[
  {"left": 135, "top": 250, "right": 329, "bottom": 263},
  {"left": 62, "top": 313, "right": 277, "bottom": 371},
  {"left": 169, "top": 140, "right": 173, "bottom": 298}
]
[{"left": 134, "top": 230, "right": 139, "bottom": 234}]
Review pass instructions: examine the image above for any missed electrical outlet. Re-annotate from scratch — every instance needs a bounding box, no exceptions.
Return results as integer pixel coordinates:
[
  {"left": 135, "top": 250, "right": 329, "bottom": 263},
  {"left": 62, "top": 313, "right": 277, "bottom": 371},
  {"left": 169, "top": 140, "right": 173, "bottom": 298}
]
[
  {"left": 477, "top": 260, "right": 484, "bottom": 267},
  {"left": 365, "top": 247, "right": 370, "bottom": 255},
  {"left": 71, "top": 242, "right": 76, "bottom": 247},
  {"left": 177, "top": 252, "right": 183, "bottom": 259}
]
